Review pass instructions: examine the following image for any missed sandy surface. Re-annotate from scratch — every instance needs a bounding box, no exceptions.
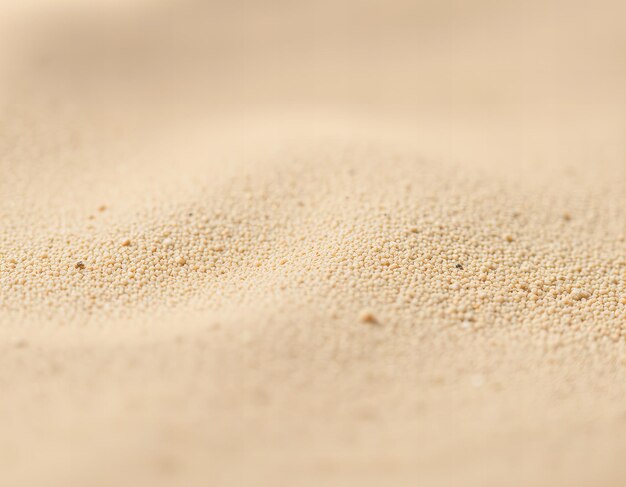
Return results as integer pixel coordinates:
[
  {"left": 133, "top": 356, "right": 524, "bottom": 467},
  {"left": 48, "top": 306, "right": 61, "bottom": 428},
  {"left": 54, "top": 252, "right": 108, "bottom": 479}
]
[{"left": 1, "top": 1, "right": 626, "bottom": 486}]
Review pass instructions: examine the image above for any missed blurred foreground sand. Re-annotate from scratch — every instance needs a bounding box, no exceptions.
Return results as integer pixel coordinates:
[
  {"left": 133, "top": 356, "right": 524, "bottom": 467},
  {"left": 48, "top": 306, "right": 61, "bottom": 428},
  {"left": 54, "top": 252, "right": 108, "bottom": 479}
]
[{"left": 1, "top": 1, "right": 626, "bottom": 486}]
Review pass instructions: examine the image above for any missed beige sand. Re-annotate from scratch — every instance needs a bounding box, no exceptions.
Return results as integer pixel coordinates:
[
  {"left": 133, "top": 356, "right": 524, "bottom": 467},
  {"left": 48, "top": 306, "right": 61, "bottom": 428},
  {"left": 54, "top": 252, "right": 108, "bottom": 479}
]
[{"left": 1, "top": 1, "right": 626, "bottom": 486}]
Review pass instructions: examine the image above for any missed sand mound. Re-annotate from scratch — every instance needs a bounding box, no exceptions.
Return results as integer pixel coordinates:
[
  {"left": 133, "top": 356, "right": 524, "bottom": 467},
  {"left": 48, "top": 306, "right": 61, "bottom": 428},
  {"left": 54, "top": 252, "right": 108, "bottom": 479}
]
[{"left": 1, "top": 1, "right": 626, "bottom": 486}]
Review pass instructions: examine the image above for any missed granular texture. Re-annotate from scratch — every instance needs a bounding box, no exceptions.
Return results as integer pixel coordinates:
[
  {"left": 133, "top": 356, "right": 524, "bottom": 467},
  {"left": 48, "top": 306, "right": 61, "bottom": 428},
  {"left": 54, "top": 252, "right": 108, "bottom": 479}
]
[{"left": 1, "top": 1, "right": 626, "bottom": 486}]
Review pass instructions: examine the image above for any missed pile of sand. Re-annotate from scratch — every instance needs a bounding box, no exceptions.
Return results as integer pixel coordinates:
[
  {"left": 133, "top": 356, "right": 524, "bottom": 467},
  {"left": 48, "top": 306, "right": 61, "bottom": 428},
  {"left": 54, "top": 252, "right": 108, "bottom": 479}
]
[{"left": 1, "top": 1, "right": 625, "bottom": 486}]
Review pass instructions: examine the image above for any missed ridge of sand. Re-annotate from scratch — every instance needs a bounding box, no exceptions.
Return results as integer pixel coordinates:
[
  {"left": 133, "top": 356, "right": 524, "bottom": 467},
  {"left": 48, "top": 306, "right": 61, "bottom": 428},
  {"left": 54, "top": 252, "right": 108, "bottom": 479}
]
[{"left": 2, "top": 117, "right": 626, "bottom": 487}]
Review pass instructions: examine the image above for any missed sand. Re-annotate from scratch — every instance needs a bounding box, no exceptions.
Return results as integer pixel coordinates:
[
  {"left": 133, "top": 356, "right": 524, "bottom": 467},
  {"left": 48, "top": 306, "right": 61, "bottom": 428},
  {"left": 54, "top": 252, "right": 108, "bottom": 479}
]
[{"left": 1, "top": 1, "right": 626, "bottom": 486}]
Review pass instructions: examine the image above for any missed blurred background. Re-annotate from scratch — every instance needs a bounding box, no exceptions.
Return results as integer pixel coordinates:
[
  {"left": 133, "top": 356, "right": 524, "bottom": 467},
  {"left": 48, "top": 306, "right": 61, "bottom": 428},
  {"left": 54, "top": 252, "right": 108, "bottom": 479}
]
[
  {"left": 1, "top": 0, "right": 625, "bottom": 137},
  {"left": 1, "top": 0, "right": 624, "bottom": 217}
]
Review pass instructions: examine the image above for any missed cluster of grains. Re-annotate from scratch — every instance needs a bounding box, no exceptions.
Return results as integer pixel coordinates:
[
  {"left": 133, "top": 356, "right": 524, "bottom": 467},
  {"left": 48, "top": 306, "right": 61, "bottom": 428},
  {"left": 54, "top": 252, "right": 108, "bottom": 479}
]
[
  {"left": 1, "top": 145, "right": 625, "bottom": 347},
  {"left": 1, "top": 136, "right": 626, "bottom": 487}
]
